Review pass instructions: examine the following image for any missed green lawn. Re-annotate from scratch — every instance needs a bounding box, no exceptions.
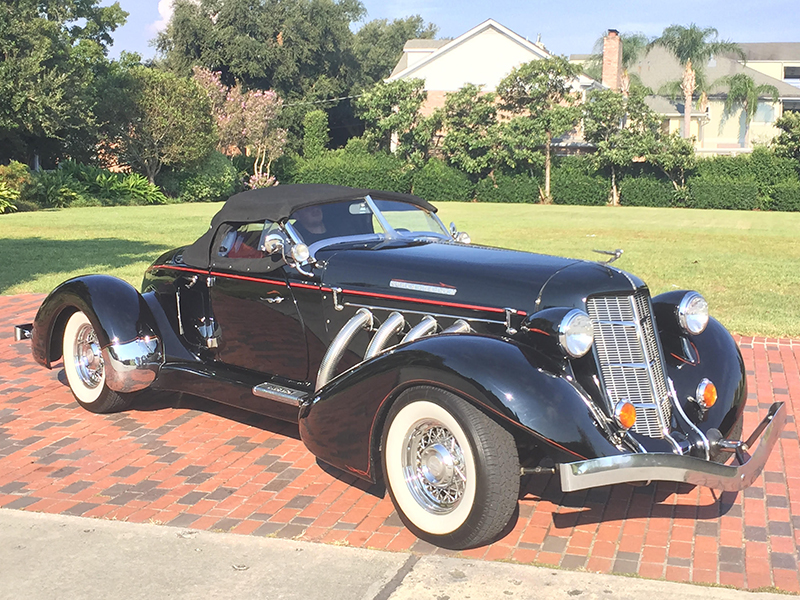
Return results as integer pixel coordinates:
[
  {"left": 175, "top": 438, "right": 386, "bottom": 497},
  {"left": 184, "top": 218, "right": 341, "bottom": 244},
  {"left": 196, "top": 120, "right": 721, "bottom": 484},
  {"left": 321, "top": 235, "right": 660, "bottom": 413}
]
[{"left": 1, "top": 203, "right": 798, "bottom": 338}]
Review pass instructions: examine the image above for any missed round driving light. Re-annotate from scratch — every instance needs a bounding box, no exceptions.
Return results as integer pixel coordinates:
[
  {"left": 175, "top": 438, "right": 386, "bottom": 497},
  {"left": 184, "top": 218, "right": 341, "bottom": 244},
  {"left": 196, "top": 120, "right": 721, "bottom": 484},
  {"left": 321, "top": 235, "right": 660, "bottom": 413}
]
[
  {"left": 696, "top": 379, "right": 717, "bottom": 408},
  {"left": 614, "top": 401, "right": 637, "bottom": 430},
  {"left": 558, "top": 309, "right": 594, "bottom": 358},
  {"left": 677, "top": 292, "right": 709, "bottom": 335},
  {"left": 291, "top": 243, "right": 310, "bottom": 263}
]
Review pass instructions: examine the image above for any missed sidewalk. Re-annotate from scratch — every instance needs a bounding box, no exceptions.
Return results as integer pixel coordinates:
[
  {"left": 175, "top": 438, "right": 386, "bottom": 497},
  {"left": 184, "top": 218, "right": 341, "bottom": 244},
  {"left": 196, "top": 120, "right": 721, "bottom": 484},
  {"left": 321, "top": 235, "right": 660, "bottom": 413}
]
[
  {"left": 1, "top": 293, "right": 799, "bottom": 592},
  {"left": 0, "top": 509, "right": 791, "bottom": 600}
]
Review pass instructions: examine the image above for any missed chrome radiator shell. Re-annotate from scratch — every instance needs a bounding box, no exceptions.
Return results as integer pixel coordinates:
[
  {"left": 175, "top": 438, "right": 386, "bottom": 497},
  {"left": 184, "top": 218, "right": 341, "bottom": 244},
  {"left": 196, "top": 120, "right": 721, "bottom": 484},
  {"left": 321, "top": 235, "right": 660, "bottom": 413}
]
[{"left": 587, "top": 291, "right": 672, "bottom": 438}]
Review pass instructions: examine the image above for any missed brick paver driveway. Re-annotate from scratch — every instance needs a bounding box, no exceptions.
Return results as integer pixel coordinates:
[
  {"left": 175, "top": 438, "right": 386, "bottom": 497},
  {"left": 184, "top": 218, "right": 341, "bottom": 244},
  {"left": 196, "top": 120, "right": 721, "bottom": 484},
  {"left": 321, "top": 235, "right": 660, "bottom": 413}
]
[{"left": 2, "top": 293, "right": 799, "bottom": 591}]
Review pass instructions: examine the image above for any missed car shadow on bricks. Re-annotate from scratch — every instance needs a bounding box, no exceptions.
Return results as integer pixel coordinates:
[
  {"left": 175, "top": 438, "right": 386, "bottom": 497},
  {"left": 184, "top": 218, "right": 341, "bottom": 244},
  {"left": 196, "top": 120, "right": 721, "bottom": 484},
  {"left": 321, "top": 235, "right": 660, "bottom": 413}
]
[{"left": 520, "top": 473, "right": 741, "bottom": 528}]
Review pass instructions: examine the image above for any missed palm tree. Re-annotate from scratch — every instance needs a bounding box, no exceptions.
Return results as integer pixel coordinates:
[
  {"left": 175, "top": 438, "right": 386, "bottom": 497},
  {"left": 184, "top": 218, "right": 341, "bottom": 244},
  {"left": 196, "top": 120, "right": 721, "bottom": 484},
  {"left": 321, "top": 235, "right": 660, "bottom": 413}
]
[
  {"left": 650, "top": 24, "right": 745, "bottom": 139},
  {"left": 721, "top": 73, "right": 779, "bottom": 147}
]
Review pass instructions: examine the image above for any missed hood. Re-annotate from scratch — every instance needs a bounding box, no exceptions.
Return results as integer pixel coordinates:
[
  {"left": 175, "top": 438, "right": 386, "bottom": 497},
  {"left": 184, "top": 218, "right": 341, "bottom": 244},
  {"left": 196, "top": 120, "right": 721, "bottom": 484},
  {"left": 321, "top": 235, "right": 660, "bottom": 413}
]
[{"left": 318, "top": 240, "right": 644, "bottom": 315}]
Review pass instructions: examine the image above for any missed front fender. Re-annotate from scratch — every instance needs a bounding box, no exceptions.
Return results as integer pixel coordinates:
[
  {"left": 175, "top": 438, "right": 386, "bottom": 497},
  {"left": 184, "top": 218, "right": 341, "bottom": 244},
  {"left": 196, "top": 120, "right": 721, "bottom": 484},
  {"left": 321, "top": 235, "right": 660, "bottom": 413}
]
[
  {"left": 298, "top": 334, "right": 623, "bottom": 482},
  {"left": 32, "top": 275, "right": 164, "bottom": 392}
]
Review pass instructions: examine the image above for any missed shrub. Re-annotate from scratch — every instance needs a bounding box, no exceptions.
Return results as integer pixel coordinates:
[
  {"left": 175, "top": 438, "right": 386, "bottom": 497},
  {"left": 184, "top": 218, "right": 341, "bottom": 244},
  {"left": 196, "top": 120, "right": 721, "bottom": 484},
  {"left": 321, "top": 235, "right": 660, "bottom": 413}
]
[
  {"left": 412, "top": 159, "right": 474, "bottom": 202},
  {"left": 769, "top": 182, "right": 800, "bottom": 212},
  {"left": 27, "top": 170, "right": 89, "bottom": 208},
  {"left": 302, "top": 110, "right": 329, "bottom": 160},
  {"left": 687, "top": 177, "right": 760, "bottom": 210},
  {"left": 295, "top": 149, "right": 412, "bottom": 193},
  {"left": 0, "top": 181, "right": 19, "bottom": 213},
  {"left": 551, "top": 169, "right": 608, "bottom": 206},
  {"left": 474, "top": 173, "right": 539, "bottom": 203},
  {"left": 158, "top": 151, "right": 238, "bottom": 202},
  {"left": 0, "top": 161, "right": 33, "bottom": 194},
  {"left": 694, "top": 148, "right": 799, "bottom": 204},
  {"left": 619, "top": 177, "right": 674, "bottom": 207},
  {"left": 61, "top": 160, "right": 167, "bottom": 205}
]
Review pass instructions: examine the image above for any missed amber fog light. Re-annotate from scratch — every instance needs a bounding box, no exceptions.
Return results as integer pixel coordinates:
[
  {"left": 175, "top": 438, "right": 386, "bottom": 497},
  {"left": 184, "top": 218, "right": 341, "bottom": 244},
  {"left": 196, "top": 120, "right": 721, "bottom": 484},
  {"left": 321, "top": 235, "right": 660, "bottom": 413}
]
[
  {"left": 614, "top": 401, "right": 637, "bottom": 430},
  {"left": 696, "top": 379, "right": 717, "bottom": 408}
]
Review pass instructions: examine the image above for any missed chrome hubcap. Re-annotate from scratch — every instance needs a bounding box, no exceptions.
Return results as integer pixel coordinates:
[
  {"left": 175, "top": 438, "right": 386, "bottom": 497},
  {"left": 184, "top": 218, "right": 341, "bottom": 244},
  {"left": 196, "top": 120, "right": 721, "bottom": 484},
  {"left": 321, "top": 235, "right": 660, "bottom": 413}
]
[
  {"left": 402, "top": 419, "right": 466, "bottom": 514},
  {"left": 73, "top": 323, "right": 103, "bottom": 388}
]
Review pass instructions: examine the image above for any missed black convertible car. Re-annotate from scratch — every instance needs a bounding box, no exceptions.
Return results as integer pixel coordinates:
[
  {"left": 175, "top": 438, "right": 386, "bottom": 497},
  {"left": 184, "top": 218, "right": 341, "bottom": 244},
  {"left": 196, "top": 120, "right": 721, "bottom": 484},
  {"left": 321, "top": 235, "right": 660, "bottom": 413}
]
[{"left": 20, "top": 184, "right": 785, "bottom": 549}]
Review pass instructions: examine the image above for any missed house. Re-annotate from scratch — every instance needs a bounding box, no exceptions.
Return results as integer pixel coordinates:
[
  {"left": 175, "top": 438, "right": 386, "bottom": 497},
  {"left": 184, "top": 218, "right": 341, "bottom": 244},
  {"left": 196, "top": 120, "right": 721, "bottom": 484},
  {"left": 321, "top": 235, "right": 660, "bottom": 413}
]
[{"left": 387, "top": 19, "right": 600, "bottom": 117}]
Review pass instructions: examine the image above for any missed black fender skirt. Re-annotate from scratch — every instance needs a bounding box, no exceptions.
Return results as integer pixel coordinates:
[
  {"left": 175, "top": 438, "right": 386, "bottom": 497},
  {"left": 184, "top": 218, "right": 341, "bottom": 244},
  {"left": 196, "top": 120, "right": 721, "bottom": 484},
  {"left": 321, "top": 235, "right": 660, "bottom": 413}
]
[
  {"left": 31, "top": 275, "right": 164, "bottom": 368},
  {"left": 298, "top": 334, "right": 624, "bottom": 483}
]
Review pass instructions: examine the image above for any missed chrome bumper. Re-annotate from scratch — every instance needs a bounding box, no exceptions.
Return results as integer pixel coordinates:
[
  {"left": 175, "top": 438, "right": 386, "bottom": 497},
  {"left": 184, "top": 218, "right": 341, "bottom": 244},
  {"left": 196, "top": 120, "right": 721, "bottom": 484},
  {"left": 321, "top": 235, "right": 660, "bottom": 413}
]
[{"left": 559, "top": 402, "right": 786, "bottom": 492}]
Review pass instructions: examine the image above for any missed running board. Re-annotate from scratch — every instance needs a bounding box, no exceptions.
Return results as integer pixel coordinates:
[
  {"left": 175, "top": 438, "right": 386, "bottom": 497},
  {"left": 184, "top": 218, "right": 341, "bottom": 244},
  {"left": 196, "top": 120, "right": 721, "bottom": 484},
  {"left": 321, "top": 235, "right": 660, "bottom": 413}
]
[{"left": 252, "top": 382, "right": 309, "bottom": 406}]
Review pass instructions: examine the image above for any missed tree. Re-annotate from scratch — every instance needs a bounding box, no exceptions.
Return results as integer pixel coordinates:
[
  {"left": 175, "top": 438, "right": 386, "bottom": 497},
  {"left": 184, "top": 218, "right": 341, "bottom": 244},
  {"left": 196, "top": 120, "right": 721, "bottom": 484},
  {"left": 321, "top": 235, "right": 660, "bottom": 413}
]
[
  {"left": 496, "top": 57, "right": 582, "bottom": 203},
  {"left": 354, "top": 78, "right": 440, "bottom": 166},
  {"left": 650, "top": 24, "right": 744, "bottom": 139},
  {"left": 0, "top": 0, "right": 128, "bottom": 165},
  {"left": 583, "top": 88, "right": 660, "bottom": 204},
  {"left": 193, "top": 67, "right": 286, "bottom": 183},
  {"left": 721, "top": 73, "right": 779, "bottom": 147},
  {"left": 352, "top": 16, "right": 438, "bottom": 87},
  {"left": 440, "top": 84, "right": 502, "bottom": 179},
  {"left": 773, "top": 112, "right": 800, "bottom": 161},
  {"left": 119, "top": 67, "right": 215, "bottom": 184},
  {"left": 643, "top": 131, "right": 696, "bottom": 192}
]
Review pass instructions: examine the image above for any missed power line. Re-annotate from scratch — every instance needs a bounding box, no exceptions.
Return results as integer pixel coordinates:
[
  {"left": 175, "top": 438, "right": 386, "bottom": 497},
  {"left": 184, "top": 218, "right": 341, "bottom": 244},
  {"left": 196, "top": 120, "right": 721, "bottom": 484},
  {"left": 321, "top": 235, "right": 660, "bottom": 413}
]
[{"left": 283, "top": 93, "right": 364, "bottom": 108}]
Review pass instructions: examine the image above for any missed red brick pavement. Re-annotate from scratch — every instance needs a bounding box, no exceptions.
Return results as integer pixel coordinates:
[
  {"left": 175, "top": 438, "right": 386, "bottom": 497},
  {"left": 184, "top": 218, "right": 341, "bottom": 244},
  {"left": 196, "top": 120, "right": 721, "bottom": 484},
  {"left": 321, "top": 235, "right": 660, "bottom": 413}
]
[{"left": 1, "top": 293, "right": 799, "bottom": 591}]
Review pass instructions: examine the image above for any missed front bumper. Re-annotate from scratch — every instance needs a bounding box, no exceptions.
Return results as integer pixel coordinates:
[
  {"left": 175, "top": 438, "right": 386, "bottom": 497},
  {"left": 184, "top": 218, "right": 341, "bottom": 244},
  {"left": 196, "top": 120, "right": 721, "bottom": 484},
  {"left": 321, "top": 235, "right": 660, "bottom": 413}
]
[{"left": 559, "top": 402, "right": 786, "bottom": 492}]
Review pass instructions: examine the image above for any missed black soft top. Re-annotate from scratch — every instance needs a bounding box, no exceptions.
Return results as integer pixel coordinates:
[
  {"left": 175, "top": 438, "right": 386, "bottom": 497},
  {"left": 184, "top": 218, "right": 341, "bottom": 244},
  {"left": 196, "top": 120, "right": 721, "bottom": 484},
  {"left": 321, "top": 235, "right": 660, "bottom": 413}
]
[{"left": 181, "top": 184, "right": 436, "bottom": 269}]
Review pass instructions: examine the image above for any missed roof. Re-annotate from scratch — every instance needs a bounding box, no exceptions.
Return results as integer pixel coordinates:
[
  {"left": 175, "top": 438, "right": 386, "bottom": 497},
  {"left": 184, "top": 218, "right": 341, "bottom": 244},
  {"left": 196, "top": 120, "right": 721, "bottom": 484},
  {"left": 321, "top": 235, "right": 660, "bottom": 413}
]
[
  {"left": 737, "top": 43, "right": 800, "bottom": 61},
  {"left": 387, "top": 19, "right": 552, "bottom": 83},
  {"left": 182, "top": 185, "right": 435, "bottom": 269},
  {"left": 403, "top": 39, "right": 449, "bottom": 51},
  {"left": 631, "top": 46, "right": 800, "bottom": 100}
]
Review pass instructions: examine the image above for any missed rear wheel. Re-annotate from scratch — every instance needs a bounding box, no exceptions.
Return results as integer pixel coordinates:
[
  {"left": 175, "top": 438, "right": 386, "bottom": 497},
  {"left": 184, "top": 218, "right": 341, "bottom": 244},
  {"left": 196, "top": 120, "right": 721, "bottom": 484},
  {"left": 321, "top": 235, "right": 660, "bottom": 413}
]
[
  {"left": 381, "top": 386, "right": 519, "bottom": 549},
  {"left": 62, "top": 311, "right": 132, "bottom": 414}
]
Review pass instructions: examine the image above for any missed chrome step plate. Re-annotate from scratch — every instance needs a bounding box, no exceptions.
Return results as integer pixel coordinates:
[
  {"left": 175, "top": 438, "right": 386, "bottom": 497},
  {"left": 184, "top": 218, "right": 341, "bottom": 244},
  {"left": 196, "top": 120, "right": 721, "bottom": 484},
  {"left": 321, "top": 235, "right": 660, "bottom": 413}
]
[{"left": 252, "top": 382, "right": 308, "bottom": 406}]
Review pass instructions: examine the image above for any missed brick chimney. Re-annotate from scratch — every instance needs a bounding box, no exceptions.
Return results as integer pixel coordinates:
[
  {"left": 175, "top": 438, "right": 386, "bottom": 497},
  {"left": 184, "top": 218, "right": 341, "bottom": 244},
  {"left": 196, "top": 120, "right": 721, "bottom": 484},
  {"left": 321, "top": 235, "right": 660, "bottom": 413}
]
[{"left": 602, "top": 29, "right": 622, "bottom": 91}]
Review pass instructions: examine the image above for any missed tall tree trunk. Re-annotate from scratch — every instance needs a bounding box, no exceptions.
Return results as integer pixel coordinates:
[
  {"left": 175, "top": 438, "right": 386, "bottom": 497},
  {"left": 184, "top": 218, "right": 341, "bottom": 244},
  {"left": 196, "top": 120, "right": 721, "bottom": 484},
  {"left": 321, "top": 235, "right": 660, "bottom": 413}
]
[
  {"left": 543, "top": 130, "right": 552, "bottom": 204},
  {"left": 610, "top": 167, "right": 619, "bottom": 206},
  {"left": 681, "top": 60, "right": 695, "bottom": 139}
]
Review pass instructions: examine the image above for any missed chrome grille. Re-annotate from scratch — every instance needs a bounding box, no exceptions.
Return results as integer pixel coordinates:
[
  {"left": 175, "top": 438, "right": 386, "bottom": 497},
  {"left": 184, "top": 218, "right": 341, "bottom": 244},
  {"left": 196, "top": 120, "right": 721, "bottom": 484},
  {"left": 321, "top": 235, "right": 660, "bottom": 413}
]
[{"left": 587, "top": 291, "right": 672, "bottom": 438}]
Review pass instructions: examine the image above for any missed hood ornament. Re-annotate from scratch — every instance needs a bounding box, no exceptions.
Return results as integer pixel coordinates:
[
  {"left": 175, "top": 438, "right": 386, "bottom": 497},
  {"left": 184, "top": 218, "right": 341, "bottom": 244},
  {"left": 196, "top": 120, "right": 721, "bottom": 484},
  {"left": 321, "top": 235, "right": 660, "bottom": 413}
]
[{"left": 593, "top": 248, "right": 623, "bottom": 264}]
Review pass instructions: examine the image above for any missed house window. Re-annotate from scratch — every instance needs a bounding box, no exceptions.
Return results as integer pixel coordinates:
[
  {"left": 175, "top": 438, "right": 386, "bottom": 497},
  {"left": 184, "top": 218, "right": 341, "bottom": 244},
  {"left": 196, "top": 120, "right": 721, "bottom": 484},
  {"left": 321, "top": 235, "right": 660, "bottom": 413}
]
[
  {"left": 753, "top": 102, "right": 775, "bottom": 123},
  {"left": 784, "top": 66, "right": 800, "bottom": 79},
  {"left": 783, "top": 100, "right": 800, "bottom": 114}
]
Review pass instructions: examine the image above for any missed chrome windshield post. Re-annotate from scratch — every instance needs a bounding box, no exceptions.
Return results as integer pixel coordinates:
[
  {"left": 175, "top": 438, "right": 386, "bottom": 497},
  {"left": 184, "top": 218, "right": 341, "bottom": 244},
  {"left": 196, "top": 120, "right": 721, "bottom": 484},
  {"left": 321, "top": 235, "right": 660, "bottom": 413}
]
[{"left": 364, "top": 195, "right": 396, "bottom": 239}]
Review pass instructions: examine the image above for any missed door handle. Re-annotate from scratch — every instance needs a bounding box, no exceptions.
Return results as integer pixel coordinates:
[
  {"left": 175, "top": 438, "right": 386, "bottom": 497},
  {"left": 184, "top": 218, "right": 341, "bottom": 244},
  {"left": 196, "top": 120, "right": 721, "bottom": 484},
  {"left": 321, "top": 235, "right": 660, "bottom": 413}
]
[{"left": 260, "top": 296, "right": 284, "bottom": 304}]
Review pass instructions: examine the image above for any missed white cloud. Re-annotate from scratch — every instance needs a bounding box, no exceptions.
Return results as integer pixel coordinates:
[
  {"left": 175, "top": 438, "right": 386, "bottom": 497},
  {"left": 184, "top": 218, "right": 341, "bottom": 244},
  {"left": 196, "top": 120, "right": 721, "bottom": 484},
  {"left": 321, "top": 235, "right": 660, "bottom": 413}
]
[{"left": 151, "top": 0, "right": 174, "bottom": 33}]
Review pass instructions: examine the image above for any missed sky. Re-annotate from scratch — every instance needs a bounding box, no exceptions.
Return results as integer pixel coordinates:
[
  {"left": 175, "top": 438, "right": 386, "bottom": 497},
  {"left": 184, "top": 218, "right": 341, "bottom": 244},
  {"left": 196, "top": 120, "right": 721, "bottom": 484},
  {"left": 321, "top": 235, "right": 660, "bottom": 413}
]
[{"left": 104, "top": 0, "right": 800, "bottom": 61}]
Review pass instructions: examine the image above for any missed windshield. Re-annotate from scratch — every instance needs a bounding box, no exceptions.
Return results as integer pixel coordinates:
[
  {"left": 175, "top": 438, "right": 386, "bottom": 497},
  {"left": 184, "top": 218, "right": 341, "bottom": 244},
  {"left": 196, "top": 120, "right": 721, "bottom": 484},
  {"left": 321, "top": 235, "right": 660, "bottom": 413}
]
[{"left": 287, "top": 197, "right": 448, "bottom": 247}]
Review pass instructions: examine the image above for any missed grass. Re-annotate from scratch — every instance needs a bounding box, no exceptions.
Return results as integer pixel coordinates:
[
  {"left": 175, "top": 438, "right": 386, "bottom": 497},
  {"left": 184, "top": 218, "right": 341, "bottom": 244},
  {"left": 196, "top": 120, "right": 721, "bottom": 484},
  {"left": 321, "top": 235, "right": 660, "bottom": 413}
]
[{"left": 1, "top": 202, "right": 798, "bottom": 338}]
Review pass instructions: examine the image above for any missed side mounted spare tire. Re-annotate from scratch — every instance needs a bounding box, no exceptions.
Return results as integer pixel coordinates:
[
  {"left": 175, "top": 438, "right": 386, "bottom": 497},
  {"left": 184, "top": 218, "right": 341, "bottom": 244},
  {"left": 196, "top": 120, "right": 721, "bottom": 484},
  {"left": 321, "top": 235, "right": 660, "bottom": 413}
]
[
  {"left": 381, "top": 386, "right": 519, "bottom": 549},
  {"left": 62, "top": 311, "right": 133, "bottom": 414}
]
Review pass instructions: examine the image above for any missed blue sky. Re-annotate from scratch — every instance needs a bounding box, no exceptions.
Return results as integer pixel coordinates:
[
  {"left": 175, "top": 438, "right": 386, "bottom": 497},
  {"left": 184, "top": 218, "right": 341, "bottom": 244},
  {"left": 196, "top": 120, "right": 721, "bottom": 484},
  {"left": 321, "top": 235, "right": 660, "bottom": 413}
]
[{"left": 105, "top": 0, "right": 800, "bottom": 61}]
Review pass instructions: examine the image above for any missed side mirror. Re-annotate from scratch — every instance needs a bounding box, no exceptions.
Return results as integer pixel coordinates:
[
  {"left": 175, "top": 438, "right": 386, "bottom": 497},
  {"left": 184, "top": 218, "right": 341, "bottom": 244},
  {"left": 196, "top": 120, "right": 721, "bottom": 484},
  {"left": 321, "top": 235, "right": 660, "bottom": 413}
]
[
  {"left": 261, "top": 233, "right": 285, "bottom": 255},
  {"left": 449, "top": 222, "right": 471, "bottom": 244}
]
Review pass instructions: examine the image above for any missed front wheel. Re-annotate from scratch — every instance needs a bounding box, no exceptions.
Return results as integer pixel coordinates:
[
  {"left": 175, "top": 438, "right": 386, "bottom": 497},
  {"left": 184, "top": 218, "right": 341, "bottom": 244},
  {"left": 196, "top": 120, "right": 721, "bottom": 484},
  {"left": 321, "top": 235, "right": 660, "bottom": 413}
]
[
  {"left": 62, "top": 311, "right": 132, "bottom": 414},
  {"left": 381, "top": 386, "right": 519, "bottom": 549}
]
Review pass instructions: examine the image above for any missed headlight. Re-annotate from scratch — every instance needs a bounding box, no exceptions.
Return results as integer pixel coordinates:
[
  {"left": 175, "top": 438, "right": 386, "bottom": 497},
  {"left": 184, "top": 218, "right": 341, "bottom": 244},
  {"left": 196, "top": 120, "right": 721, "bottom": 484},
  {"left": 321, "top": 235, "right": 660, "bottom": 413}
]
[
  {"left": 677, "top": 292, "right": 709, "bottom": 335},
  {"left": 558, "top": 309, "right": 594, "bottom": 358}
]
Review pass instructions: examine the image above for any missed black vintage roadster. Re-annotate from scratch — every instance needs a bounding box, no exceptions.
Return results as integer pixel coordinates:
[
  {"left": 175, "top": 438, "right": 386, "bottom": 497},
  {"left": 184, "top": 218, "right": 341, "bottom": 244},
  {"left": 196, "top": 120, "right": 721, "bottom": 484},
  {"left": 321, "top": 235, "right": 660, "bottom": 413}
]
[{"left": 21, "top": 184, "right": 785, "bottom": 549}]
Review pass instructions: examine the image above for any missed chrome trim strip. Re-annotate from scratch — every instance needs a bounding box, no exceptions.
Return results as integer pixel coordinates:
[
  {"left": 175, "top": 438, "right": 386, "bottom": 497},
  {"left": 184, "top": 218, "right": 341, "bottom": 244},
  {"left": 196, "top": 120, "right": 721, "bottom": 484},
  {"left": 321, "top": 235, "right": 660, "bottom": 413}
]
[
  {"left": 364, "top": 312, "right": 405, "bottom": 360},
  {"left": 252, "top": 382, "right": 307, "bottom": 406},
  {"left": 559, "top": 402, "right": 785, "bottom": 492},
  {"left": 102, "top": 336, "right": 163, "bottom": 393},
  {"left": 316, "top": 308, "right": 373, "bottom": 392},
  {"left": 401, "top": 315, "right": 438, "bottom": 344},
  {"left": 389, "top": 280, "right": 457, "bottom": 296}
]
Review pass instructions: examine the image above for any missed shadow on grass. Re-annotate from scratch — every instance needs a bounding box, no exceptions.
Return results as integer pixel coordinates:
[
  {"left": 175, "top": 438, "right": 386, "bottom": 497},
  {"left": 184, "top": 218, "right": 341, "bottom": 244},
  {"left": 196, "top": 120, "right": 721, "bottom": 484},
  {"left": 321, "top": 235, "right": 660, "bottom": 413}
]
[{"left": 0, "top": 237, "right": 171, "bottom": 293}]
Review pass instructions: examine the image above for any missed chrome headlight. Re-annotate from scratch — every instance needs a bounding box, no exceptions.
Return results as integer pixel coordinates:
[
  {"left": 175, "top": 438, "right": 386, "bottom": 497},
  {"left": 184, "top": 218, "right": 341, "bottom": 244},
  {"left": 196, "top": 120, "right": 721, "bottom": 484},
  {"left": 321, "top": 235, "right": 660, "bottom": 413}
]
[
  {"left": 677, "top": 292, "right": 709, "bottom": 335},
  {"left": 558, "top": 309, "right": 594, "bottom": 358}
]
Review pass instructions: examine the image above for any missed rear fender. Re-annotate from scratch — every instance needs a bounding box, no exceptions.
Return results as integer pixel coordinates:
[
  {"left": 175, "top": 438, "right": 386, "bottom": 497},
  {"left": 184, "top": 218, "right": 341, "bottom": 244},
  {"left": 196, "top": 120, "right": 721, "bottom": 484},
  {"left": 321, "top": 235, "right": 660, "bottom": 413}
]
[
  {"left": 32, "top": 275, "right": 164, "bottom": 393},
  {"left": 298, "top": 334, "right": 623, "bottom": 482}
]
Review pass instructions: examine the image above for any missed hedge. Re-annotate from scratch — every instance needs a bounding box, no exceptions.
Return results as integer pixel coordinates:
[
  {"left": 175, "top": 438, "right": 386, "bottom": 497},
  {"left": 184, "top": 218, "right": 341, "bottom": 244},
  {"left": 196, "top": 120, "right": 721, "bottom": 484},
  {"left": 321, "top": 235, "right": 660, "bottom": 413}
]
[
  {"left": 688, "top": 177, "right": 760, "bottom": 210},
  {"left": 294, "top": 148, "right": 413, "bottom": 193},
  {"left": 694, "top": 147, "right": 799, "bottom": 203},
  {"left": 157, "top": 151, "right": 238, "bottom": 203},
  {"left": 768, "top": 181, "right": 800, "bottom": 212},
  {"left": 551, "top": 169, "right": 608, "bottom": 206},
  {"left": 474, "top": 173, "right": 539, "bottom": 203},
  {"left": 619, "top": 177, "right": 674, "bottom": 207},
  {"left": 412, "top": 158, "right": 474, "bottom": 202}
]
